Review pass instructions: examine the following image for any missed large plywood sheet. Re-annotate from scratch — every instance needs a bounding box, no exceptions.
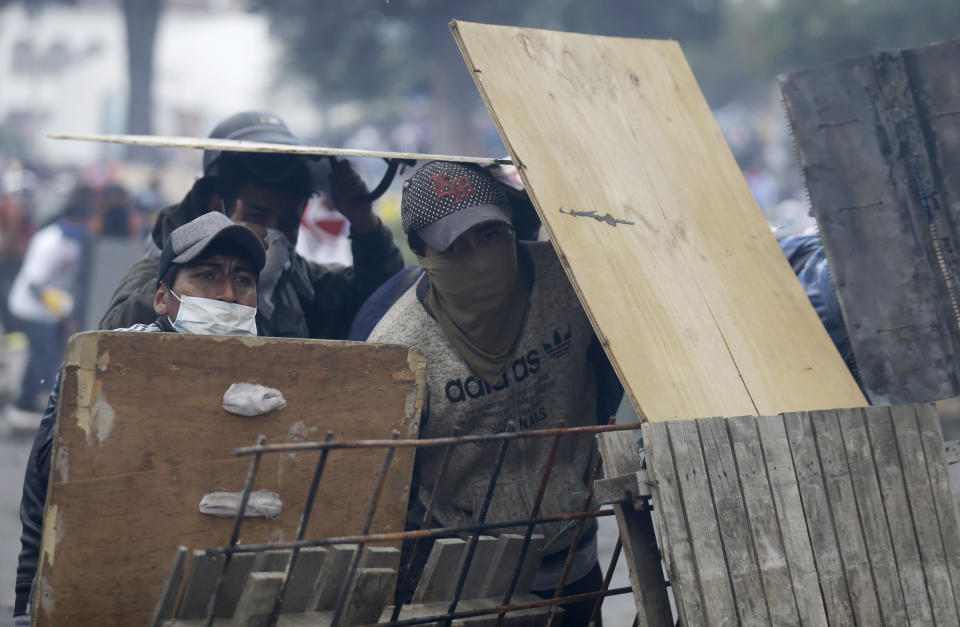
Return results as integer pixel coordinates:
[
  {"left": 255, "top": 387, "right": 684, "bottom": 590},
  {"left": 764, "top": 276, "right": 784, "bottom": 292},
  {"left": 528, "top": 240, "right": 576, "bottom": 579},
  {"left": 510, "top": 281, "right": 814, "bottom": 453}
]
[
  {"left": 452, "top": 22, "right": 865, "bottom": 420},
  {"left": 34, "top": 331, "right": 424, "bottom": 626}
]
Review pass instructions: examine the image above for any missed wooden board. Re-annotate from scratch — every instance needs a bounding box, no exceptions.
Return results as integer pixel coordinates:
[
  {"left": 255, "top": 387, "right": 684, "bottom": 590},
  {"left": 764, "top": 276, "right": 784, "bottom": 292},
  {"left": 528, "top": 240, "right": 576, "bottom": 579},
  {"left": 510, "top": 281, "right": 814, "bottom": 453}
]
[
  {"left": 48, "top": 133, "right": 511, "bottom": 166},
  {"left": 595, "top": 431, "right": 671, "bottom": 626},
  {"left": 34, "top": 331, "right": 425, "bottom": 626},
  {"left": 642, "top": 404, "right": 960, "bottom": 626},
  {"left": 780, "top": 39, "right": 960, "bottom": 405},
  {"left": 451, "top": 21, "right": 865, "bottom": 421}
]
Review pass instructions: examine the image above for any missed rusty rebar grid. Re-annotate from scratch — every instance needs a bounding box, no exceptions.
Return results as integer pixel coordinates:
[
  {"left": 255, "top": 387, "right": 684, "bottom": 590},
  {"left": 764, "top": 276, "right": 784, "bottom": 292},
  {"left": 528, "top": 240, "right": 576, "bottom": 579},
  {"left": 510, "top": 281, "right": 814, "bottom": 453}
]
[
  {"left": 590, "top": 537, "right": 623, "bottom": 625},
  {"left": 390, "top": 427, "right": 463, "bottom": 622},
  {"left": 382, "top": 585, "right": 634, "bottom": 627},
  {"left": 329, "top": 431, "right": 400, "bottom": 627},
  {"left": 545, "top": 440, "right": 607, "bottom": 624},
  {"left": 266, "top": 430, "right": 335, "bottom": 627},
  {"left": 232, "top": 422, "right": 643, "bottom": 456},
  {"left": 204, "top": 434, "right": 266, "bottom": 627},
  {"left": 205, "top": 509, "right": 615, "bottom": 557},
  {"left": 189, "top": 422, "right": 639, "bottom": 626},
  {"left": 494, "top": 425, "right": 565, "bottom": 627},
  {"left": 442, "top": 430, "right": 512, "bottom": 625}
]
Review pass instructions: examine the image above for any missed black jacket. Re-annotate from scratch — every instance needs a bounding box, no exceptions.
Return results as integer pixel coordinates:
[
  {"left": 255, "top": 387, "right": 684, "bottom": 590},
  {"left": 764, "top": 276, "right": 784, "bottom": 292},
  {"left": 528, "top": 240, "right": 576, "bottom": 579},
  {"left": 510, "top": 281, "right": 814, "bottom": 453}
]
[
  {"left": 14, "top": 317, "right": 171, "bottom": 617},
  {"left": 98, "top": 177, "right": 405, "bottom": 339}
]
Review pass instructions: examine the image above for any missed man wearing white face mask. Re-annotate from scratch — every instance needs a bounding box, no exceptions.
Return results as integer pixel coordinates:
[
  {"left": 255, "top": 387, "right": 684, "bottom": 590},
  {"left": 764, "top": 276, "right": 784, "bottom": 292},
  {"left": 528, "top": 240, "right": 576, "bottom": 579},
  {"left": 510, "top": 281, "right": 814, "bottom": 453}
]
[
  {"left": 13, "top": 212, "right": 265, "bottom": 625},
  {"left": 100, "top": 110, "right": 404, "bottom": 339},
  {"left": 154, "top": 211, "right": 264, "bottom": 336}
]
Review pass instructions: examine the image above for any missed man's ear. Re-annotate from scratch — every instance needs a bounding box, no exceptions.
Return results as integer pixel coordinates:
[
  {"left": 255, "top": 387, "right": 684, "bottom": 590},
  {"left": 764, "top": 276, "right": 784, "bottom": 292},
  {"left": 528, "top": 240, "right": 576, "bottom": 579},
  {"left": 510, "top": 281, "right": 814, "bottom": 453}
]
[{"left": 154, "top": 282, "right": 170, "bottom": 316}]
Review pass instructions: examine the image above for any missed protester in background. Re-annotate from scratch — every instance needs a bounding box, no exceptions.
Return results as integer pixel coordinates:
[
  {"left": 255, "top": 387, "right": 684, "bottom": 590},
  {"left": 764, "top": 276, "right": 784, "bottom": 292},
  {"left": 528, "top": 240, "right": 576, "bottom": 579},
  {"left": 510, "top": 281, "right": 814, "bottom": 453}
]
[
  {"left": 13, "top": 212, "right": 266, "bottom": 626},
  {"left": 0, "top": 179, "right": 36, "bottom": 330},
  {"left": 778, "top": 232, "right": 860, "bottom": 383},
  {"left": 135, "top": 174, "right": 166, "bottom": 240},
  {"left": 99, "top": 110, "right": 404, "bottom": 339},
  {"left": 5, "top": 185, "right": 92, "bottom": 424},
  {"left": 368, "top": 161, "right": 621, "bottom": 625},
  {"left": 99, "top": 182, "right": 134, "bottom": 238}
]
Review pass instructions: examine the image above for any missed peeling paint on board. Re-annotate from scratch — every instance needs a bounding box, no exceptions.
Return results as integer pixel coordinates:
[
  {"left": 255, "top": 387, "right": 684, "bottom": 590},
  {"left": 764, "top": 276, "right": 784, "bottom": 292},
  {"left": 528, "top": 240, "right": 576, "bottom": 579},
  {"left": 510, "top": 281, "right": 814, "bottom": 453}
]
[
  {"left": 405, "top": 348, "right": 427, "bottom": 437},
  {"left": 75, "top": 386, "right": 116, "bottom": 446},
  {"left": 37, "top": 577, "right": 55, "bottom": 616},
  {"left": 96, "top": 349, "right": 110, "bottom": 372},
  {"left": 54, "top": 442, "right": 69, "bottom": 482},
  {"left": 40, "top": 505, "right": 61, "bottom": 568}
]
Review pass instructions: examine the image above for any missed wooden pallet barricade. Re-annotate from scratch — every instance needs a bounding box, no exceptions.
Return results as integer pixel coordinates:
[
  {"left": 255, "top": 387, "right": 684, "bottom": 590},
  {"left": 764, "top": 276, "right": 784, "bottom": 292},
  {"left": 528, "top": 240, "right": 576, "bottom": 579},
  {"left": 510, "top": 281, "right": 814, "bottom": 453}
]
[{"left": 599, "top": 403, "right": 960, "bottom": 626}]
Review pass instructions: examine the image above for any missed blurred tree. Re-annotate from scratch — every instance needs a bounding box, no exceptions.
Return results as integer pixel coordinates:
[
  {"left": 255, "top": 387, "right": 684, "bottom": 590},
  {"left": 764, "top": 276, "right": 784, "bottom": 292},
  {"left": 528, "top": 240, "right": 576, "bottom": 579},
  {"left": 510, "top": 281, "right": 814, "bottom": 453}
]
[
  {"left": 0, "top": 0, "right": 161, "bottom": 149},
  {"left": 254, "top": 0, "right": 959, "bottom": 137},
  {"left": 751, "top": 0, "right": 960, "bottom": 75},
  {"left": 700, "top": 0, "right": 960, "bottom": 103},
  {"left": 249, "top": 0, "right": 722, "bottom": 152},
  {"left": 122, "top": 0, "right": 161, "bottom": 138}
]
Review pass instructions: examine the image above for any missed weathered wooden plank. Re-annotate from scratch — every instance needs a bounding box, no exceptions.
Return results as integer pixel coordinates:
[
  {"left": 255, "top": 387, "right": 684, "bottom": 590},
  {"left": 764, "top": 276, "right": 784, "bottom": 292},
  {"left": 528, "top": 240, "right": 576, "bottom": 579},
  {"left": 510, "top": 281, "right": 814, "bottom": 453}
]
[
  {"left": 890, "top": 403, "right": 960, "bottom": 624},
  {"left": 781, "top": 41, "right": 960, "bottom": 405},
  {"left": 598, "top": 429, "right": 670, "bottom": 626},
  {"left": 476, "top": 533, "right": 544, "bottom": 600},
  {"left": 452, "top": 21, "right": 865, "bottom": 423},
  {"left": 458, "top": 536, "right": 499, "bottom": 599},
  {"left": 214, "top": 554, "right": 256, "bottom": 618},
  {"left": 176, "top": 552, "right": 222, "bottom": 619},
  {"left": 643, "top": 422, "right": 705, "bottom": 626},
  {"left": 809, "top": 409, "right": 882, "bottom": 624},
  {"left": 338, "top": 568, "right": 396, "bottom": 626},
  {"left": 667, "top": 419, "right": 736, "bottom": 625},
  {"left": 360, "top": 546, "right": 400, "bottom": 570},
  {"left": 611, "top": 503, "right": 672, "bottom": 627},
  {"left": 833, "top": 407, "right": 908, "bottom": 625},
  {"left": 593, "top": 471, "right": 650, "bottom": 506},
  {"left": 252, "top": 550, "right": 291, "bottom": 574},
  {"left": 783, "top": 411, "right": 854, "bottom": 626},
  {"left": 172, "top": 552, "right": 257, "bottom": 619},
  {"left": 413, "top": 538, "right": 466, "bottom": 603},
  {"left": 480, "top": 534, "right": 525, "bottom": 599},
  {"left": 904, "top": 40, "right": 960, "bottom": 213},
  {"left": 514, "top": 536, "right": 544, "bottom": 597},
  {"left": 310, "top": 545, "right": 357, "bottom": 611},
  {"left": 756, "top": 415, "right": 828, "bottom": 627},
  {"left": 696, "top": 417, "right": 769, "bottom": 624},
  {"left": 915, "top": 402, "right": 960, "bottom": 615},
  {"left": 597, "top": 431, "right": 644, "bottom": 477},
  {"left": 278, "top": 547, "right": 326, "bottom": 614},
  {"left": 231, "top": 572, "right": 283, "bottom": 627},
  {"left": 726, "top": 416, "right": 801, "bottom": 626},
  {"left": 863, "top": 405, "right": 935, "bottom": 625},
  {"left": 150, "top": 546, "right": 188, "bottom": 627}
]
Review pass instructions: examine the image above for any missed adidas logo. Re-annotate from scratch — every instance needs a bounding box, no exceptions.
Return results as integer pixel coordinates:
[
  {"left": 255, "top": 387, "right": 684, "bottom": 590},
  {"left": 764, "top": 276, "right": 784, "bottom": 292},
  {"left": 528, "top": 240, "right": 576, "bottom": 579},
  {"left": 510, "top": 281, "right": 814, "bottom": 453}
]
[{"left": 543, "top": 327, "right": 572, "bottom": 359}]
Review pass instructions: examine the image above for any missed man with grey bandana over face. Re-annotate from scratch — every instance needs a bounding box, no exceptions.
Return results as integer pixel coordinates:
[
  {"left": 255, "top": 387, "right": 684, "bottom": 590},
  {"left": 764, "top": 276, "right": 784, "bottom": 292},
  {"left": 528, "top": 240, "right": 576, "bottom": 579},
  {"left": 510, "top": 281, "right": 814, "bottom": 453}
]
[{"left": 368, "top": 161, "right": 619, "bottom": 625}]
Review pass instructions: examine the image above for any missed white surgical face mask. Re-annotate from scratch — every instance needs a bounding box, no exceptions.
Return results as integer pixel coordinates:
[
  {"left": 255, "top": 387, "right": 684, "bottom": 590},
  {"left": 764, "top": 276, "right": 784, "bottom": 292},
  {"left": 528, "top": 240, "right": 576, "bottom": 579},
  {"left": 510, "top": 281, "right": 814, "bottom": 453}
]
[
  {"left": 258, "top": 228, "right": 294, "bottom": 317},
  {"left": 168, "top": 291, "right": 258, "bottom": 336}
]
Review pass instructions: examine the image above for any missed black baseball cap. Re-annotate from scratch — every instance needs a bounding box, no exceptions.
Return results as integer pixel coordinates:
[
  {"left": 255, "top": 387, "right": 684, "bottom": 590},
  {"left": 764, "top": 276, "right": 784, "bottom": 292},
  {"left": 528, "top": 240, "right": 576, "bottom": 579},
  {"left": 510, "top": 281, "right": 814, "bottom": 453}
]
[
  {"left": 401, "top": 161, "right": 512, "bottom": 253},
  {"left": 157, "top": 212, "right": 266, "bottom": 286},
  {"left": 202, "top": 111, "right": 300, "bottom": 175}
]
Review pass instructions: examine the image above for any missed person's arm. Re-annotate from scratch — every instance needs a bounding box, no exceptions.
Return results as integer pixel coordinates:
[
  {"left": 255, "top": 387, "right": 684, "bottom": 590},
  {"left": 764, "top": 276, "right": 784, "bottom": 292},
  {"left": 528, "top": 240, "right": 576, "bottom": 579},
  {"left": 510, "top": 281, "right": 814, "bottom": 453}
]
[
  {"left": 15, "top": 373, "right": 61, "bottom": 617},
  {"left": 302, "top": 162, "right": 405, "bottom": 339},
  {"left": 98, "top": 257, "right": 160, "bottom": 330}
]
